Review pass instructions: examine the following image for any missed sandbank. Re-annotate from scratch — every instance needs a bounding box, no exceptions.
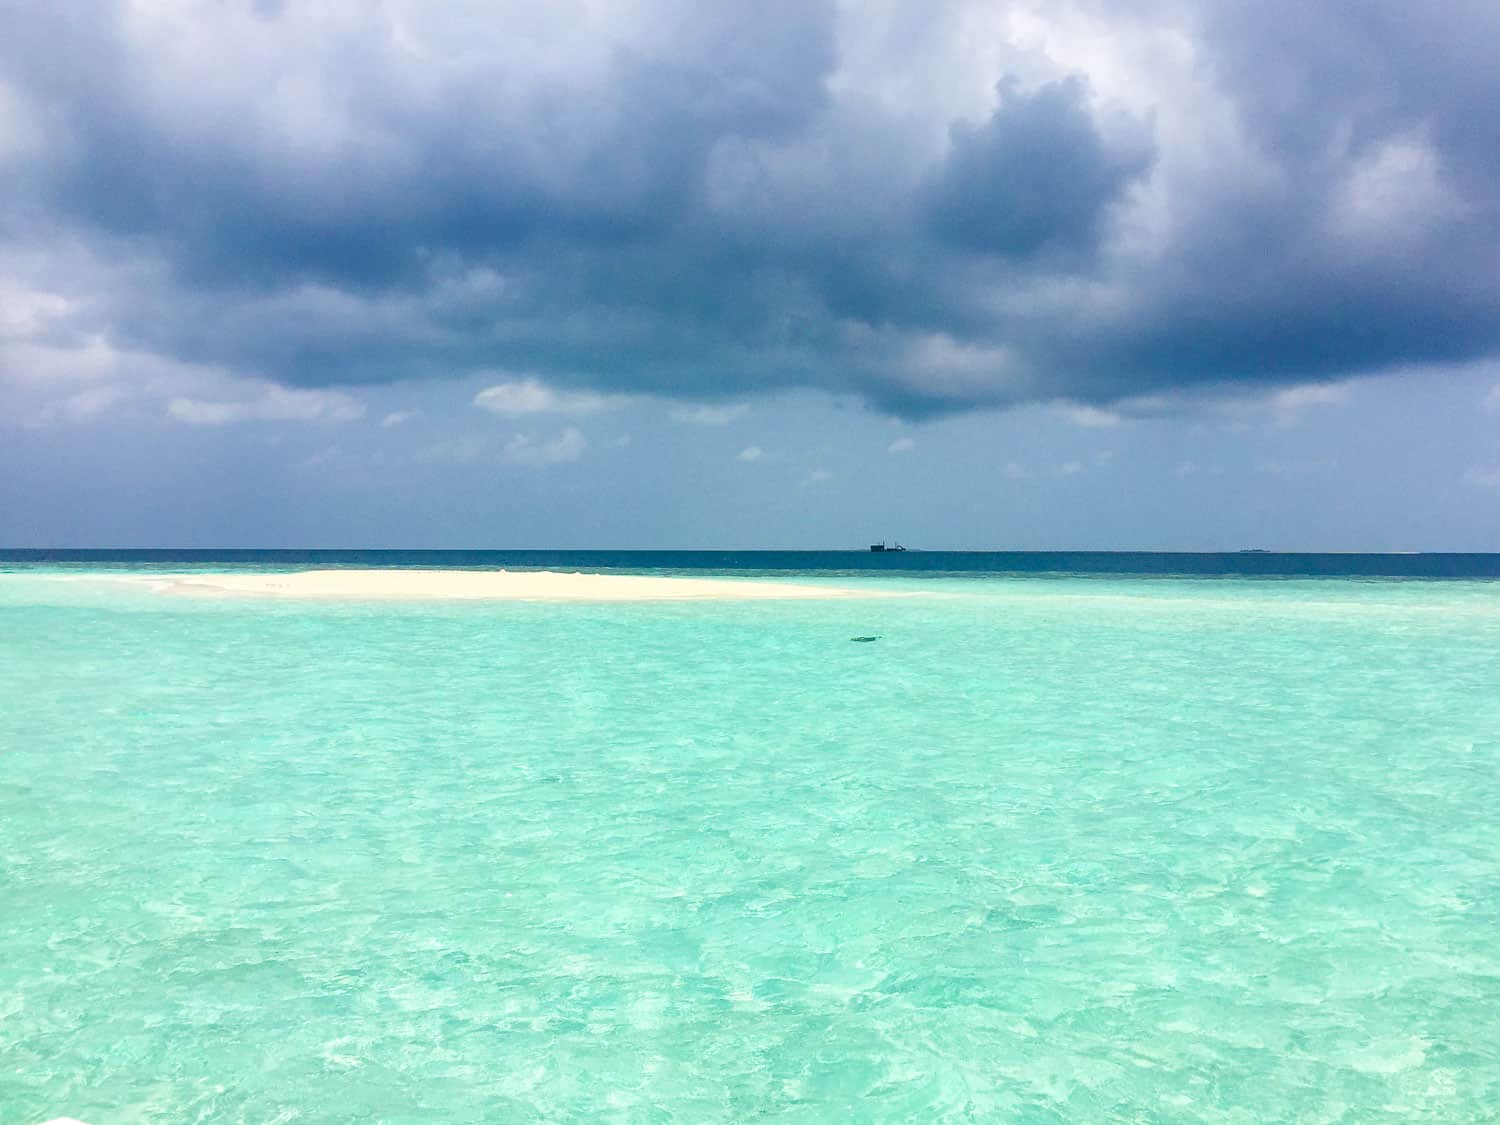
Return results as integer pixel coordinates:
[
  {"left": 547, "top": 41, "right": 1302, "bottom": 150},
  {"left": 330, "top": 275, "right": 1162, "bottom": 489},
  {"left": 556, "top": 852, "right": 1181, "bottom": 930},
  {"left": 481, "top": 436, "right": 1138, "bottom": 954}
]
[{"left": 138, "top": 568, "right": 884, "bottom": 602}]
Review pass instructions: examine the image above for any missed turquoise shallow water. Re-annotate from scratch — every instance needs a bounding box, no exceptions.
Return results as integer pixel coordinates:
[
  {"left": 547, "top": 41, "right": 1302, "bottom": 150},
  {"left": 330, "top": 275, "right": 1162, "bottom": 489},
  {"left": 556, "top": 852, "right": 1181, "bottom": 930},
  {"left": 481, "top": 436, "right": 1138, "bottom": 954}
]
[{"left": 3, "top": 571, "right": 1500, "bottom": 1122}]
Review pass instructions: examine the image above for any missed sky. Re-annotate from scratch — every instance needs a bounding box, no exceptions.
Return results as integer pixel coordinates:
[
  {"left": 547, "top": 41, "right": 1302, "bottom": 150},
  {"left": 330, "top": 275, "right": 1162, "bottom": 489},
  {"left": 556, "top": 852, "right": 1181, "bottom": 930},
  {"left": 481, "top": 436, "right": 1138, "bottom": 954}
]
[{"left": 2, "top": 0, "right": 1499, "bottom": 549}]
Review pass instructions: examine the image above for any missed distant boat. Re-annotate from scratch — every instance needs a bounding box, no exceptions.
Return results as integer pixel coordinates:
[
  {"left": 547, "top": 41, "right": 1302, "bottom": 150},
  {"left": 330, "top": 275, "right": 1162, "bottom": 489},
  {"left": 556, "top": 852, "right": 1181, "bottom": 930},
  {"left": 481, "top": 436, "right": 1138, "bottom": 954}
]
[
  {"left": 1237, "top": 548, "right": 1271, "bottom": 554},
  {"left": 869, "top": 541, "right": 907, "bottom": 552}
]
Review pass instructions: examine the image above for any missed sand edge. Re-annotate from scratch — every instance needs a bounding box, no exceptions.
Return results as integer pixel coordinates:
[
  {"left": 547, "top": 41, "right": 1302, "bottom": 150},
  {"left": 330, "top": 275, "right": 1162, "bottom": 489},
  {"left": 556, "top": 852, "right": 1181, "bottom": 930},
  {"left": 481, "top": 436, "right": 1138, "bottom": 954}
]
[{"left": 128, "top": 568, "right": 890, "bottom": 602}]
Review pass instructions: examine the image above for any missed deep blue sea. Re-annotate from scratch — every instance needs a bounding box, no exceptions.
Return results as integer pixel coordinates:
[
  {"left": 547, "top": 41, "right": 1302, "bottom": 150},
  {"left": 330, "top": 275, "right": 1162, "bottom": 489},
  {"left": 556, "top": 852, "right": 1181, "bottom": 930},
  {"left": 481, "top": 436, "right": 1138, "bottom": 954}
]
[{"left": 5, "top": 547, "right": 1500, "bottom": 579}]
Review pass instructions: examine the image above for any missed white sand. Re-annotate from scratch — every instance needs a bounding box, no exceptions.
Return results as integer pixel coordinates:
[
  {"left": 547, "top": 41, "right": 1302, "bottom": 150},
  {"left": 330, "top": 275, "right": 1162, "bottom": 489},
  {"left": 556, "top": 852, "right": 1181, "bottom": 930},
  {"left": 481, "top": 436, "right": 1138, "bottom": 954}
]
[{"left": 141, "top": 569, "right": 883, "bottom": 602}]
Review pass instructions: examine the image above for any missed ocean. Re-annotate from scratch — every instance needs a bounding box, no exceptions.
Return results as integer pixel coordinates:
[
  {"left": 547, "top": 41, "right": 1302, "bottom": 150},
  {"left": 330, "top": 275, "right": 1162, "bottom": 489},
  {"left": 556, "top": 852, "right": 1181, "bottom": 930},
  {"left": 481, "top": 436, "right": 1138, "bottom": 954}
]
[
  {"left": 3, "top": 553, "right": 1499, "bottom": 1120},
  {"left": 7, "top": 547, "right": 1500, "bottom": 579}
]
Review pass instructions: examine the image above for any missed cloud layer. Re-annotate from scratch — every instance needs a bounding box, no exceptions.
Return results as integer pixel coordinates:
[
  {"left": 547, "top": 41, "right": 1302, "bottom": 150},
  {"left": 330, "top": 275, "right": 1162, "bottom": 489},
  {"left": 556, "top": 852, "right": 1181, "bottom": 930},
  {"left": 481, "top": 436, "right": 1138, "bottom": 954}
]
[{"left": 2, "top": 0, "right": 1497, "bottom": 419}]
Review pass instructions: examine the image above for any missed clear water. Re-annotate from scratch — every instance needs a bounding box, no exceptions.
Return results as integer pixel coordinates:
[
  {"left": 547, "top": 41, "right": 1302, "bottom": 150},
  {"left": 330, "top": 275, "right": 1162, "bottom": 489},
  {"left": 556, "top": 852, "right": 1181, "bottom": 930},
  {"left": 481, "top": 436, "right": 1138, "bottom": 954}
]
[{"left": 3, "top": 569, "right": 1500, "bottom": 1121}]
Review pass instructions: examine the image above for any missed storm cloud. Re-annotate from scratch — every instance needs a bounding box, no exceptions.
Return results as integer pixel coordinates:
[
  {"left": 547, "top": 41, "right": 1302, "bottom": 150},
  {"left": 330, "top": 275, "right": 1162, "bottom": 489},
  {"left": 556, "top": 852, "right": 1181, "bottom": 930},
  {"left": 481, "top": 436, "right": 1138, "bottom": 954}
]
[{"left": 2, "top": 0, "right": 1497, "bottom": 418}]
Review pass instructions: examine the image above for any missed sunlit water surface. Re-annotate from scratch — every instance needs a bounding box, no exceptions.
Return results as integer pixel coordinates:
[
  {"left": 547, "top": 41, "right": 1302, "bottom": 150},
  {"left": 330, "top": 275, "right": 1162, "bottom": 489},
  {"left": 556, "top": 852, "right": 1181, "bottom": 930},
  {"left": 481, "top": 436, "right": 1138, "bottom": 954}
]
[{"left": 3, "top": 570, "right": 1499, "bottom": 1121}]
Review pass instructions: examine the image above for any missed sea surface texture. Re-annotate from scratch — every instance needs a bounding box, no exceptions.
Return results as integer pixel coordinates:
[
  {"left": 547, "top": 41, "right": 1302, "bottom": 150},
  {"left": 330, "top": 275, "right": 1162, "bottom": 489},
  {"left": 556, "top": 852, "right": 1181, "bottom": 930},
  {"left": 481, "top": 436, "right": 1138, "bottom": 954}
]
[{"left": 3, "top": 555, "right": 1500, "bottom": 1121}]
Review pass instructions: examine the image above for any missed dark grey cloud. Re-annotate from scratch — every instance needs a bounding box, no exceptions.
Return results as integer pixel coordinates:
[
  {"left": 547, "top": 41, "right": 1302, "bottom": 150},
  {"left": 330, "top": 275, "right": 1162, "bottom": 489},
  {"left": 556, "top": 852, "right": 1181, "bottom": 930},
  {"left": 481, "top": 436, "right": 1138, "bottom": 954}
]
[
  {"left": 925, "top": 77, "right": 1153, "bottom": 260},
  {"left": 1, "top": 0, "right": 1498, "bottom": 417}
]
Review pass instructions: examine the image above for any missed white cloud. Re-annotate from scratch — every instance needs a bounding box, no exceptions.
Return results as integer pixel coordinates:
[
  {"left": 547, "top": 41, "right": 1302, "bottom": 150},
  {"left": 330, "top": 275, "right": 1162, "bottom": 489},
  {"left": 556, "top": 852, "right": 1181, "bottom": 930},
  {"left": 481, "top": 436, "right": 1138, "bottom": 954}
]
[
  {"left": 166, "top": 384, "right": 365, "bottom": 425},
  {"left": 807, "top": 467, "right": 832, "bottom": 482},
  {"left": 1066, "top": 382, "right": 1356, "bottom": 429},
  {"left": 891, "top": 332, "right": 1020, "bottom": 403},
  {"left": 0, "top": 79, "right": 43, "bottom": 161},
  {"left": 1058, "top": 460, "right": 1086, "bottom": 475},
  {"left": 670, "top": 402, "right": 749, "bottom": 425},
  {"left": 1270, "top": 383, "right": 1351, "bottom": 412},
  {"left": 887, "top": 436, "right": 915, "bottom": 453},
  {"left": 1003, "top": 461, "right": 1029, "bottom": 479},
  {"left": 1333, "top": 133, "right": 1465, "bottom": 246},
  {"left": 737, "top": 445, "right": 764, "bottom": 462},
  {"left": 0, "top": 295, "right": 251, "bottom": 426},
  {"left": 1057, "top": 403, "right": 1122, "bottom": 428},
  {"left": 1174, "top": 459, "right": 1197, "bottom": 477},
  {"left": 501, "top": 426, "right": 587, "bottom": 467},
  {"left": 1268, "top": 381, "right": 1353, "bottom": 426},
  {"left": 1462, "top": 466, "right": 1500, "bottom": 489},
  {"left": 0, "top": 278, "right": 72, "bottom": 340},
  {"left": 1484, "top": 384, "right": 1500, "bottom": 411},
  {"left": 380, "top": 410, "right": 416, "bottom": 428},
  {"left": 36, "top": 385, "right": 128, "bottom": 424},
  {"left": 475, "top": 377, "right": 628, "bottom": 416}
]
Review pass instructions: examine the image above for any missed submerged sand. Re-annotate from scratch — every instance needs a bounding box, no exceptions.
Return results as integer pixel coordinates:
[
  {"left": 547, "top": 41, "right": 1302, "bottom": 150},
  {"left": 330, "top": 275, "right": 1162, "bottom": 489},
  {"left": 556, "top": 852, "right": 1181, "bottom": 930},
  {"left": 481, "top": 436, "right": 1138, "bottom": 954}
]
[{"left": 137, "top": 569, "right": 881, "bottom": 602}]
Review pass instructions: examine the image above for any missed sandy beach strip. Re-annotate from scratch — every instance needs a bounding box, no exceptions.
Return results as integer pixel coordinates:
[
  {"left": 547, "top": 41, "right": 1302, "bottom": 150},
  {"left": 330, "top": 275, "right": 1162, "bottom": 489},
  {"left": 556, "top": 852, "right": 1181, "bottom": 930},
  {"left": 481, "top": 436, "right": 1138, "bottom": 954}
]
[{"left": 135, "top": 569, "right": 885, "bottom": 602}]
